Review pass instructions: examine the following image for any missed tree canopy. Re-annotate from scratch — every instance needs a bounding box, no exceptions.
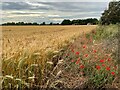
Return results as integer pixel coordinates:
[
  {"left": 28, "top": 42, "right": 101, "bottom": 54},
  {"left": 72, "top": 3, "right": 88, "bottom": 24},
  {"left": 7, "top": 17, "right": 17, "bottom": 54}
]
[
  {"left": 61, "top": 18, "right": 98, "bottom": 25},
  {"left": 100, "top": 1, "right": 120, "bottom": 25}
]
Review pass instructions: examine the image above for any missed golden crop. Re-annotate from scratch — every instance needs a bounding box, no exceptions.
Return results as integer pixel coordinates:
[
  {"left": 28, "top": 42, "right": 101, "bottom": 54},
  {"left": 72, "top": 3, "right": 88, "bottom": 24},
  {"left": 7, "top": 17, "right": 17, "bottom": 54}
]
[{"left": 2, "top": 25, "right": 97, "bottom": 58}]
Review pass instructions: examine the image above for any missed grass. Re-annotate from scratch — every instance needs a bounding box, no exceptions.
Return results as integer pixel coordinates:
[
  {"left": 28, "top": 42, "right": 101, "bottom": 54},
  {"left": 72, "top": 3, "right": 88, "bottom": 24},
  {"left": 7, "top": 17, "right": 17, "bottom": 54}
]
[
  {"left": 1, "top": 25, "right": 97, "bottom": 89},
  {"left": 62, "top": 24, "right": 119, "bottom": 89}
]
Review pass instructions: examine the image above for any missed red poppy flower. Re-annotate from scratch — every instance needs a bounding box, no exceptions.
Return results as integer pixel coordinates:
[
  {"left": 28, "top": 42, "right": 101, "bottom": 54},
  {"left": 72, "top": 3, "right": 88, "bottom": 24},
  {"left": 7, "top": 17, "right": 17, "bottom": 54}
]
[
  {"left": 80, "top": 65, "right": 84, "bottom": 69},
  {"left": 100, "top": 59, "right": 105, "bottom": 63},
  {"left": 76, "top": 52, "right": 79, "bottom": 55},
  {"left": 111, "top": 72, "right": 115, "bottom": 75},
  {"left": 76, "top": 58, "right": 80, "bottom": 64},
  {"left": 93, "top": 50, "right": 97, "bottom": 53},
  {"left": 106, "top": 67, "right": 110, "bottom": 71},
  {"left": 84, "top": 54, "right": 88, "bottom": 57},
  {"left": 96, "top": 65, "right": 101, "bottom": 70},
  {"left": 76, "top": 61, "right": 79, "bottom": 64},
  {"left": 83, "top": 45, "right": 86, "bottom": 48},
  {"left": 102, "top": 64, "right": 105, "bottom": 67},
  {"left": 108, "top": 58, "right": 111, "bottom": 61}
]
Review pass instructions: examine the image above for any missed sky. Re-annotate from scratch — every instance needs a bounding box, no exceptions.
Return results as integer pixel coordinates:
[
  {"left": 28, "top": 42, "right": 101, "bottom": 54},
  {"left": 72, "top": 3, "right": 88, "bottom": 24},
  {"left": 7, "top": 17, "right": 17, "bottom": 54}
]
[{"left": 1, "top": 0, "right": 115, "bottom": 24}]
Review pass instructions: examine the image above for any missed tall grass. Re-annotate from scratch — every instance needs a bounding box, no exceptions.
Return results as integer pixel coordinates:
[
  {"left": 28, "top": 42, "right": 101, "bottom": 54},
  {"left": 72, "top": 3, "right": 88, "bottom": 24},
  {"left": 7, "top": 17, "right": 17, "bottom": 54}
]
[{"left": 62, "top": 24, "right": 119, "bottom": 89}]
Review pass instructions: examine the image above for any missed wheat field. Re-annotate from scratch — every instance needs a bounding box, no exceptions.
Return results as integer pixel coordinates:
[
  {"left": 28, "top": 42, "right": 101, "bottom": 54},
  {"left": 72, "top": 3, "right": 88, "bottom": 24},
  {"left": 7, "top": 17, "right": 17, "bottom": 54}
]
[
  {"left": 2, "top": 25, "right": 97, "bottom": 57},
  {"left": 1, "top": 25, "right": 97, "bottom": 89}
]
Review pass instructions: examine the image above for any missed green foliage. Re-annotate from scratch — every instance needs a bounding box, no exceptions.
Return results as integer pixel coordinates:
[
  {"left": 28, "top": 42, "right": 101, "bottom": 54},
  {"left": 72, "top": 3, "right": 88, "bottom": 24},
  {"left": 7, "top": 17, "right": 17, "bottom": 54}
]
[
  {"left": 61, "top": 19, "right": 72, "bottom": 25},
  {"left": 100, "top": 1, "right": 120, "bottom": 25},
  {"left": 63, "top": 25, "right": 118, "bottom": 88},
  {"left": 61, "top": 18, "right": 98, "bottom": 25},
  {"left": 92, "top": 24, "right": 118, "bottom": 40}
]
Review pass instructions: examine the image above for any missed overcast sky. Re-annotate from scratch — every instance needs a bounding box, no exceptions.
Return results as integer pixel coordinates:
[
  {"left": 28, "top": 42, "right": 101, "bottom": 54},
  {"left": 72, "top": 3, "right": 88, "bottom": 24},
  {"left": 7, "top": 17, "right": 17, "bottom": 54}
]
[{"left": 1, "top": 0, "right": 114, "bottom": 24}]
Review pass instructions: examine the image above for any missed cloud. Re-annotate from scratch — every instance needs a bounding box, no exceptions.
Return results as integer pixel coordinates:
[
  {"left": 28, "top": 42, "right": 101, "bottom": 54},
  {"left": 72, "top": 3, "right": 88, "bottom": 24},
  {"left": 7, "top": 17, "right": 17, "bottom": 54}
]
[
  {"left": 48, "top": 14, "right": 60, "bottom": 17},
  {"left": 1, "top": 0, "right": 114, "bottom": 2},
  {"left": 51, "top": 18, "right": 63, "bottom": 21},
  {"left": 2, "top": 2, "right": 108, "bottom": 23}
]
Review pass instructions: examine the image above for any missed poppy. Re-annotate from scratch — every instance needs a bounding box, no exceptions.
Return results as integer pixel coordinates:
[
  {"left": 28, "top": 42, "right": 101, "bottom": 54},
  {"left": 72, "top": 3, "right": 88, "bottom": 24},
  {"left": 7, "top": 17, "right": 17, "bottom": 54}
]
[
  {"left": 76, "top": 58, "right": 80, "bottom": 64},
  {"left": 108, "top": 58, "right": 111, "bottom": 61},
  {"left": 80, "top": 65, "right": 84, "bottom": 69},
  {"left": 106, "top": 67, "right": 110, "bottom": 71},
  {"left": 85, "top": 54, "right": 88, "bottom": 57},
  {"left": 96, "top": 65, "right": 101, "bottom": 70},
  {"left": 111, "top": 72, "right": 115, "bottom": 75},
  {"left": 76, "top": 61, "right": 79, "bottom": 64},
  {"left": 83, "top": 45, "right": 86, "bottom": 48},
  {"left": 76, "top": 52, "right": 79, "bottom": 55},
  {"left": 102, "top": 64, "right": 105, "bottom": 67},
  {"left": 100, "top": 59, "right": 105, "bottom": 63},
  {"left": 93, "top": 50, "right": 97, "bottom": 53}
]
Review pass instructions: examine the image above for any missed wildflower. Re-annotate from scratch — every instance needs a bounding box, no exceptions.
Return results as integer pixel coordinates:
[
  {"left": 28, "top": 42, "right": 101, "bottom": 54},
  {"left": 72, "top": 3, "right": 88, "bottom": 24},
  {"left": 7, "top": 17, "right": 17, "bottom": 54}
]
[
  {"left": 108, "top": 58, "right": 111, "bottom": 61},
  {"left": 76, "top": 61, "right": 79, "bottom": 64},
  {"left": 83, "top": 45, "right": 86, "bottom": 48},
  {"left": 106, "top": 67, "right": 110, "bottom": 71},
  {"left": 96, "top": 65, "right": 101, "bottom": 70},
  {"left": 76, "top": 58, "right": 80, "bottom": 64},
  {"left": 80, "top": 65, "right": 84, "bottom": 69},
  {"left": 100, "top": 59, "right": 105, "bottom": 63},
  {"left": 102, "top": 64, "right": 105, "bottom": 67},
  {"left": 84, "top": 54, "right": 88, "bottom": 57},
  {"left": 76, "top": 52, "right": 79, "bottom": 55},
  {"left": 93, "top": 49, "right": 97, "bottom": 53},
  {"left": 111, "top": 72, "right": 115, "bottom": 75}
]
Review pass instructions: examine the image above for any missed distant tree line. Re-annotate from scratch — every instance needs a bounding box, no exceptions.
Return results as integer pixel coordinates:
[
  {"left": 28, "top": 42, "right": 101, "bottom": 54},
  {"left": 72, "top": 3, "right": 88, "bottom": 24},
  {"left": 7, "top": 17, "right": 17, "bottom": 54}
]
[
  {"left": 61, "top": 18, "right": 98, "bottom": 25},
  {"left": 100, "top": 1, "right": 120, "bottom": 25},
  {"left": 2, "top": 22, "right": 39, "bottom": 25},
  {"left": 2, "top": 18, "right": 98, "bottom": 26}
]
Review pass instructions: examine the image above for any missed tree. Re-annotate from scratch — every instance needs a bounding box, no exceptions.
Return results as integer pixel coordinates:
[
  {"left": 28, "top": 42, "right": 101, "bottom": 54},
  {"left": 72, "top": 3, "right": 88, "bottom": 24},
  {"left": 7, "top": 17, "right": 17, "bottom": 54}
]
[
  {"left": 40, "top": 22, "right": 46, "bottom": 25},
  {"left": 71, "top": 18, "right": 98, "bottom": 25},
  {"left": 49, "top": 22, "right": 53, "bottom": 25},
  {"left": 33, "top": 22, "right": 39, "bottom": 25},
  {"left": 100, "top": 1, "right": 120, "bottom": 25},
  {"left": 61, "top": 19, "right": 72, "bottom": 25}
]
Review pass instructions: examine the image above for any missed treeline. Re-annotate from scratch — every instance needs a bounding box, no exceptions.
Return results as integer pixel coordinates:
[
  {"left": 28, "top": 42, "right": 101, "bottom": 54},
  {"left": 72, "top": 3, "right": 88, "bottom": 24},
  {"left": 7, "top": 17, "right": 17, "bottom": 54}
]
[
  {"left": 61, "top": 18, "right": 98, "bottom": 25},
  {"left": 100, "top": 1, "right": 120, "bottom": 25},
  {"left": 2, "top": 22, "right": 60, "bottom": 26},
  {"left": 2, "top": 18, "right": 98, "bottom": 26}
]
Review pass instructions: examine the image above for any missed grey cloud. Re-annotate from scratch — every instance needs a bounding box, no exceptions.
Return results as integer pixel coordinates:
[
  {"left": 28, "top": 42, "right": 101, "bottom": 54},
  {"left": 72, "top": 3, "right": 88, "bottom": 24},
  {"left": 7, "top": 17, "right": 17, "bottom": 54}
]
[
  {"left": 2, "top": 2, "right": 31, "bottom": 10},
  {"left": 2, "top": 2, "right": 108, "bottom": 12},
  {"left": 2, "top": 2, "right": 51, "bottom": 10},
  {"left": 38, "top": 2, "right": 108, "bottom": 12},
  {"left": 2, "top": 2, "right": 108, "bottom": 23}
]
